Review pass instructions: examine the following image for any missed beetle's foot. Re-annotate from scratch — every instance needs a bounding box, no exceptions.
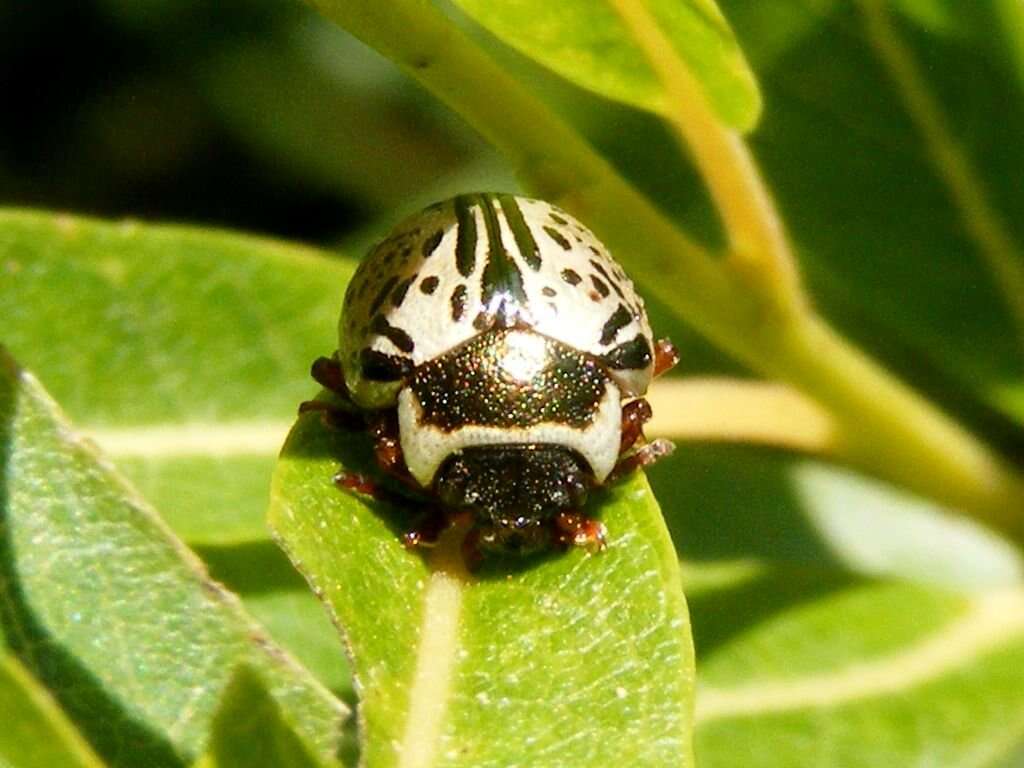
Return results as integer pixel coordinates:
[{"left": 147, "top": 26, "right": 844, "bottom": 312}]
[
  {"left": 299, "top": 399, "right": 364, "bottom": 430},
  {"left": 610, "top": 438, "right": 675, "bottom": 480},
  {"left": 554, "top": 511, "right": 607, "bottom": 553},
  {"left": 401, "top": 509, "right": 450, "bottom": 550},
  {"left": 653, "top": 338, "right": 679, "bottom": 378},
  {"left": 311, "top": 355, "right": 348, "bottom": 394},
  {"left": 460, "top": 527, "right": 484, "bottom": 572}
]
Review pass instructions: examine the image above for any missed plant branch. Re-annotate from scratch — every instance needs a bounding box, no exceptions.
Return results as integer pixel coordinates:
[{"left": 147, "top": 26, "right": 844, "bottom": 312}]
[
  {"left": 606, "top": 0, "right": 805, "bottom": 317},
  {"left": 307, "top": 0, "right": 1024, "bottom": 529},
  {"left": 647, "top": 378, "right": 837, "bottom": 455},
  {"left": 859, "top": 0, "right": 1024, "bottom": 359}
]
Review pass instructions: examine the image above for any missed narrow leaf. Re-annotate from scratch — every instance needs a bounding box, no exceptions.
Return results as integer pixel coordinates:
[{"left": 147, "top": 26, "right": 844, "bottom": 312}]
[
  {"left": 0, "top": 652, "right": 106, "bottom": 768},
  {"left": 452, "top": 0, "right": 761, "bottom": 131},
  {"left": 269, "top": 408, "right": 696, "bottom": 766},
  {"left": 0, "top": 350, "right": 345, "bottom": 767}
]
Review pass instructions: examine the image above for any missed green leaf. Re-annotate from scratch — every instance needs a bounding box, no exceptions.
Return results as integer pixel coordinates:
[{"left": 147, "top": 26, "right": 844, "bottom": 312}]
[
  {"left": 0, "top": 350, "right": 345, "bottom": 767},
  {"left": 451, "top": 0, "right": 761, "bottom": 131},
  {"left": 269, "top": 409, "right": 696, "bottom": 767},
  {"left": 646, "top": 443, "right": 1024, "bottom": 766},
  {"left": 689, "top": 564, "right": 1024, "bottom": 768},
  {"left": 720, "top": 1, "right": 1024, "bottom": 428},
  {"left": 0, "top": 209, "right": 354, "bottom": 546},
  {"left": 0, "top": 652, "right": 106, "bottom": 768},
  {"left": 195, "top": 666, "right": 332, "bottom": 768}
]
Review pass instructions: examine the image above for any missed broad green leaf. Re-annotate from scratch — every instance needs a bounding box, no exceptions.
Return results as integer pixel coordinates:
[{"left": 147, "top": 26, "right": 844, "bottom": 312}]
[
  {"left": 0, "top": 209, "right": 355, "bottom": 545},
  {"left": 648, "top": 444, "right": 1024, "bottom": 766},
  {"left": 451, "top": 0, "right": 762, "bottom": 131},
  {"left": 0, "top": 351, "right": 345, "bottom": 767},
  {"left": 269, "top": 409, "right": 696, "bottom": 767},
  {"left": 688, "top": 564, "right": 1024, "bottom": 767},
  {"left": 0, "top": 652, "right": 106, "bottom": 768},
  {"left": 195, "top": 666, "right": 332, "bottom": 768}
]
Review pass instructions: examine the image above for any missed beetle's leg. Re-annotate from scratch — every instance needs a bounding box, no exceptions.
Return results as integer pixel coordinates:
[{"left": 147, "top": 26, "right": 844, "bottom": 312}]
[
  {"left": 333, "top": 469, "right": 408, "bottom": 504},
  {"left": 311, "top": 354, "right": 350, "bottom": 396},
  {"left": 610, "top": 438, "right": 675, "bottom": 481},
  {"left": 553, "top": 511, "right": 607, "bottom": 553},
  {"left": 367, "top": 411, "right": 422, "bottom": 492},
  {"left": 620, "top": 398, "right": 653, "bottom": 452},
  {"left": 460, "top": 526, "right": 485, "bottom": 572},
  {"left": 298, "top": 399, "right": 365, "bottom": 430},
  {"left": 653, "top": 338, "right": 680, "bottom": 378},
  {"left": 401, "top": 508, "right": 450, "bottom": 549}
]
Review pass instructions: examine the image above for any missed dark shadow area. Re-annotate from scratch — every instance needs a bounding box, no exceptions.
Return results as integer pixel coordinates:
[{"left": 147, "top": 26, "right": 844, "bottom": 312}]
[
  {"left": 196, "top": 539, "right": 310, "bottom": 594},
  {"left": 648, "top": 444, "right": 837, "bottom": 565},
  {"left": 0, "top": 349, "right": 185, "bottom": 768},
  {"left": 687, "top": 563, "right": 860, "bottom": 659}
]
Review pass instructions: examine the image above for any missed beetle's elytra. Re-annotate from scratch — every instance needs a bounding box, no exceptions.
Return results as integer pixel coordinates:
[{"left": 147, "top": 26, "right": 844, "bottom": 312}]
[{"left": 303, "top": 193, "right": 678, "bottom": 567}]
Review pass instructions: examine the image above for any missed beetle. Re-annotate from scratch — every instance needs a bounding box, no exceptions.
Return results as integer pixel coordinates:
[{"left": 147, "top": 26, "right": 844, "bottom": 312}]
[{"left": 304, "top": 193, "right": 678, "bottom": 566}]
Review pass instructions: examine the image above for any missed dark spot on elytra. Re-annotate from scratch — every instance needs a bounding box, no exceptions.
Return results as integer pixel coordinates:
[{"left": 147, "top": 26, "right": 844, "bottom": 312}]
[
  {"left": 391, "top": 274, "right": 417, "bottom": 308},
  {"left": 602, "top": 335, "right": 652, "bottom": 370},
  {"left": 361, "top": 348, "right": 412, "bottom": 382},
  {"left": 590, "top": 275, "right": 610, "bottom": 298},
  {"left": 451, "top": 284, "right": 468, "bottom": 321},
  {"left": 549, "top": 212, "right": 568, "bottom": 226},
  {"left": 371, "top": 315, "right": 415, "bottom": 353},
  {"left": 561, "top": 268, "right": 582, "bottom": 285},
  {"left": 543, "top": 226, "right": 571, "bottom": 251},
  {"left": 422, "top": 230, "right": 444, "bottom": 258},
  {"left": 600, "top": 304, "right": 633, "bottom": 345},
  {"left": 420, "top": 276, "right": 440, "bottom": 294},
  {"left": 542, "top": 286, "right": 557, "bottom": 297},
  {"left": 369, "top": 275, "right": 399, "bottom": 316}
]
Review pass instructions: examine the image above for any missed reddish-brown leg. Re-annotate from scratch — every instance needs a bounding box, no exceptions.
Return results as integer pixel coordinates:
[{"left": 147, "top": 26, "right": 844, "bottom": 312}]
[
  {"left": 460, "top": 527, "right": 484, "bottom": 572},
  {"left": 553, "top": 511, "right": 608, "bottom": 552},
  {"left": 610, "top": 438, "right": 675, "bottom": 480},
  {"left": 401, "top": 508, "right": 450, "bottom": 549},
  {"left": 311, "top": 355, "right": 350, "bottom": 396},
  {"left": 620, "top": 398, "right": 653, "bottom": 452},
  {"left": 653, "top": 338, "right": 680, "bottom": 378},
  {"left": 366, "top": 411, "right": 421, "bottom": 492}
]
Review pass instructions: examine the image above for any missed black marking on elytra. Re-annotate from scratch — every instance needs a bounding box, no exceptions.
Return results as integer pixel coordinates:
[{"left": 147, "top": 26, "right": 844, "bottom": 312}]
[
  {"left": 498, "top": 195, "right": 541, "bottom": 271},
  {"left": 420, "top": 275, "right": 440, "bottom": 295},
  {"left": 589, "top": 259, "right": 614, "bottom": 285},
  {"left": 590, "top": 275, "right": 610, "bottom": 298},
  {"left": 410, "top": 329, "right": 607, "bottom": 432},
  {"left": 451, "top": 284, "right": 468, "bottom": 322},
  {"left": 422, "top": 230, "right": 444, "bottom": 258},
  {"left": 454, "top": 195, "right": 478, "bottom": 277},
  {"left": 547, "top": 302, "right": 558, "bottom": 315},
  {"left": 391, "top": 274, "right": 417, "bottom": 308},
  {"left": 588, "top": 245, "right": 600, "bottom": 256},
  {"left": 543, "top": 225, "right": 571, "bottom": 251},
  {"left": 479, "top": 194, "right": 528, "bottom": 316},
  {"left": 369, "top": 275, "right": 400, "bottom": 316},
  {"left": 542, "top": 286, "right": 557, "bottom": 297},
  {"left": 561, "top": 268, "right": 582, "bottom": 286},
  {"left": 360, "top": 348, "right": 413, "bottom": 382},
  {"left": 371, "top": 315, "right": 415, "bottom": 353},
  {"left": 600, "top": 304, "right": 633, "bottom": 345},
  {"left": 602, "top": 335, "right": 652, "bottom": 370},
  {"left": 549, "top": 212, "right": 569, "bottom": 226}
]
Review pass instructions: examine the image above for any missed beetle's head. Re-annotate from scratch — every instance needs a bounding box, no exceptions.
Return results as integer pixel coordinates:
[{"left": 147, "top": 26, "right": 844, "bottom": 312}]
[{"left": 434, "top": 445, "right": 593, "bottom": 553}]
